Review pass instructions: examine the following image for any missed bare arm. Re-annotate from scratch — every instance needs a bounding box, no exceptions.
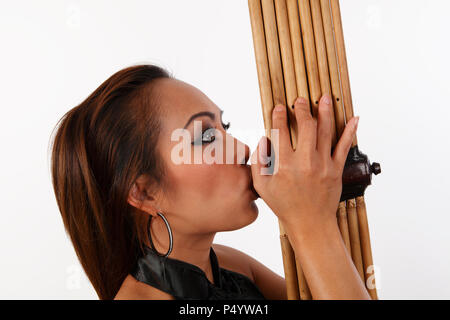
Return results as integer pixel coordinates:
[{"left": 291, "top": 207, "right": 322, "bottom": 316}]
[
  {"left": 249, "top": 255, "right": 287, "bottom": 300},
  {"left": 286, "top": 220, "right": 370, "bottom": 300}
]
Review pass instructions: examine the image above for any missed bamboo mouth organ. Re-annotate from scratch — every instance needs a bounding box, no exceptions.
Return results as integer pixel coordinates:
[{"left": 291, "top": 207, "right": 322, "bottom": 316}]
[{"left": 248, "top": 0, "right": 381, "bottom": 299}]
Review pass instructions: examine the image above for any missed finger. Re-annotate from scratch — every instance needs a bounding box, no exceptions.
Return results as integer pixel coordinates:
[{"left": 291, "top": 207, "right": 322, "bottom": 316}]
[
  {"left": 250, "top": 137, "right": 272, "bottom": 179},
  {"left": 272, "top": 104, "right": 292, "bottom": 161},
  {"left": 332, "top": 116, "right": 359, "bottom": 170},
  {"left": 316, "top": 95, "right": 333, "bottom": 158},
  {"left": 294, "top": 97, "right": 317, "bottom": 156}
]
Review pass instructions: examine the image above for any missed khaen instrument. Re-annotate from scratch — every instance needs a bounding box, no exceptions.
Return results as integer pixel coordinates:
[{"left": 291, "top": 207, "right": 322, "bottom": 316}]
[{"left": 248, "top": 0, "right": 381, "bottom": 299}]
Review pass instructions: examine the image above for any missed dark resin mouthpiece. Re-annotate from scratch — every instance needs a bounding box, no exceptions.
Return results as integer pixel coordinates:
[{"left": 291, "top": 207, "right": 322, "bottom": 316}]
[{"left": 340, "top": 146, "right": 381, "bottom": 202}]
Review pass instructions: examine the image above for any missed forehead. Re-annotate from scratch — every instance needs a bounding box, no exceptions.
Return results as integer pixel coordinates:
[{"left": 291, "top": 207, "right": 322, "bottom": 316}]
[{"left": 154, "top": 78, "right": 220, "bottom": 130}]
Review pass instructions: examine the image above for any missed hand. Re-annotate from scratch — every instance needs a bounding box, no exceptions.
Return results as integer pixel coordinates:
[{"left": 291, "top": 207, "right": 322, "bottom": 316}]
[{"left": 250, "top": 95, "right": 359, "bottom": 234}]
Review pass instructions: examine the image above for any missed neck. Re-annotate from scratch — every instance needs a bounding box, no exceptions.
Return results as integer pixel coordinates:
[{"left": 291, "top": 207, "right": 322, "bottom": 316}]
[{"left": 147, "top": 215, "right": 216, "bottom": 284}]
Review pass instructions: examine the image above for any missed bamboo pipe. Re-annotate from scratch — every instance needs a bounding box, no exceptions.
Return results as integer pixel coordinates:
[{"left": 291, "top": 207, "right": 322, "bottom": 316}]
[
  {"left": 309, "top": 0, "right": 330, "bottom": 96},
  {"left": 327, "top": 0, "right": 365, "bottom": 284},
  {"left": 356, "top": 196, "right": 378, "bottom": 299},
  {"left": 309, "top": 0, "right": 337, "bottom": 146},
  {"left": 330, "top": 0, "right": 378, "bottom": 299},
  {"left": 286, "top": 0, "right": 310, "bottom": 105},
  {"left": 248, "top": 0, "right": 274, "bottom": 137},
  {"left": 286, "top": 0, "right": 315, "bottom": 300},
  {"left": 297, "top": 0, "right": 356, "bottom": 291},
  {"left": 311, "top": 0, "right": 360, "bottom": 269},
  {"left": 250, "top": 0, "right": 300, "bottom": 300},
  {"left": 297, "top": 0, "right": 321, "bottom": 117},
  {"left": 329, "top": 0, "right": 357, "bottom": 146},
  {"left": 261, "top": 0, "right": 287, "bottom": 106},
  {"left": 279, "top": 233, "right": 301, "bottom": 300},
  {"left": 274, "top": 0, "right": 312, "bottom": 300},
  {"left": 319, "top": 0, "right": 345, "bottom": 137},
  {"left": 290, "top": 0, "right": 342, "bottom": 299},
  {"left": 337, "top": 202, "right": 351, "bottom": 252},
  {"left": 337, "top": 205, "right": 352, "bottom": 254},
  {"left": 274, "top": 0, "right": 299, "bottom": 148},
  {"left": 302, "top": 0, "right": 354, "bottom": 265},
  {"left": 308, "top": 0, "right": 375, "bottom": 296},
  {"left": 318, "top": 0, "right": 352, "bottom": 255},
  {"left": 346, "top": 199, "right": 365, "bottom": 280}
]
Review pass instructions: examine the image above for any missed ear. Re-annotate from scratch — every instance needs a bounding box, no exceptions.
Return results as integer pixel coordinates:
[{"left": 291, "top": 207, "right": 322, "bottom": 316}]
[{"left": 127, "top": 174, "right": 160, "bottom": 215}]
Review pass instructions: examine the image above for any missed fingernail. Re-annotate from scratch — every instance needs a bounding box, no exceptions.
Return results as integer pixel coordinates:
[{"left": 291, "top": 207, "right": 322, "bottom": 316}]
[
  {"left": 322, "top": 95, "right": 331, "bottom": 105},
  {"left": 274, "top": 104, "right": 285, "bottom": 112},
  {"left": 296, "top": 97, "right": 307, "bottom": 105},
  {"left": 354, "top": 116, "right": 360, "bottom": 128}
]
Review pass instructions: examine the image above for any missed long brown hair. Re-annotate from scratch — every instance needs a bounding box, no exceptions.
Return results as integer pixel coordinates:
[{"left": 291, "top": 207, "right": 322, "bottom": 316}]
[{"left": 50, "top": 64, "right": 171, "bottom": 299}]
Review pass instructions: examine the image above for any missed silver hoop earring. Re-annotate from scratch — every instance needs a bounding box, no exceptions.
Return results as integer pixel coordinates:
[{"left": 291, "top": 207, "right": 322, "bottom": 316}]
[{"left": 147, "top": 211, "right": 173, "bottom": 258}]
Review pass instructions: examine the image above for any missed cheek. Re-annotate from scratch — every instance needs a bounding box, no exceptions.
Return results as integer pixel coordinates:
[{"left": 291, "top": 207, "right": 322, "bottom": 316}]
[
  {"left": 162, "top": 144, "right": 255, "bottom": 232},
  {"left": 171, "top": 162, "right": 223, "bottom": 199}
]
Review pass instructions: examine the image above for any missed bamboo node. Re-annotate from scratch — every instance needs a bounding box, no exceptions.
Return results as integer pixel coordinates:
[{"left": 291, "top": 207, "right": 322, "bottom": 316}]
[{"left": 347, "top": 198, "right": 356, "bottom": 208}]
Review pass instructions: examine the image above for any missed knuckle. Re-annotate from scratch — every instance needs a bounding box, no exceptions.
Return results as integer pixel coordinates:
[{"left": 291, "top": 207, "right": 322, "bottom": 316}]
[
  {"left": 327, "top": 165, "right": 341, "bottom": 181},
  {"left": 303, "top": 117, "right": 316, "bottom": 129},
  {"left": 315, "top": 165, "right": 341, "bottom": 187},
  {"left": 319, "top": 166, "right": 332, "bottom": 180},
  {"left": 294, "top": 100, "right": 308, "bottom": 113},
  {"left": 272, "top": 113, "right": 287, "bottom": 126},
  {"left": 295, "top": 107, "right": 310, "bottom": 120},
  {"left": 318, "top": 168, "right": 328, "bottom": 180},
  {"left": 273, "top": 109, "right": 286, "bottom": 119},
  {"left": 298, "top": 116, "right": 315, "bottom": 130},
  {"left": 275, "top": 166, "right": 288, "bottom": 179},
  {"left": 277, "top": 161, "right": 292, "bottom": 176},
  {"left": 299, "top": 159, "right": 315, "bottom": 175},
  {"left": 273, "top": 114, "right": 287, "bottom": 126},
  {"left": 309, "top": 117, "right": 318, "bottom": 127}
]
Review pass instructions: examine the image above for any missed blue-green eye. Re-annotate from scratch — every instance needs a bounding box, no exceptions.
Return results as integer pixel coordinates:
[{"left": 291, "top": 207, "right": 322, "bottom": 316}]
[
  {"left": 202, "top": 128, "right": 216, "bottom": 143},
  {"left": 191, "top": 122, "right": 231, "bottom": 145},
  {"left": 192, "top": 127, "right": 216, "bottom": 145}
]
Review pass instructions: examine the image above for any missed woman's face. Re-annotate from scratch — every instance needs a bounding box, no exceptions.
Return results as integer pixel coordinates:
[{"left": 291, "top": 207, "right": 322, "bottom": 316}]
[{"left": 150, "top": 78, "right": 259, "bottom": 235}]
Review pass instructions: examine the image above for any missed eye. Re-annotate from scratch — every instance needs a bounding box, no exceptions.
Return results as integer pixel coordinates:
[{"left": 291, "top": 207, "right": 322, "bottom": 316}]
[
  {"left": 191, "top": 119, "right": 231, "bottom": 146},
  {"left": 202, "top": 128, "right": 216, "bottom": 143},
  {"left": 192, "top": 127, "right": 217, "bottom": 145}
]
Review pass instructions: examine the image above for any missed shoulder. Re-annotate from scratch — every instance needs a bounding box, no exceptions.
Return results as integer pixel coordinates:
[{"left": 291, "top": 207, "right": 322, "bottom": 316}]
[
  {"left": 212, "top": 243, "right": 287, "bottom": 300},
  {"left": 212, "top": 243, "right": 255, "bottom": 281},
  {"left": 114, "top": 274, "right": 175, "bottom": 300}
]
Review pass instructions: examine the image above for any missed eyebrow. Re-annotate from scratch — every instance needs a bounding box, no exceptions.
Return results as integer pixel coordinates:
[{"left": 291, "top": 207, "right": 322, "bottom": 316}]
[{"left": 183, "top": 109, "right": 224, "bottom": 129}]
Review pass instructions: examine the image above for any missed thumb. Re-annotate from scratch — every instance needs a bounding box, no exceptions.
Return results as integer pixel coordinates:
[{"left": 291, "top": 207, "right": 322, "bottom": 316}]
[
  {"left": 250, "top": 136, "right": 271, "bottom": 185},
  {"left": 333, "top": 116, "right": 359, "bottom": 171}
]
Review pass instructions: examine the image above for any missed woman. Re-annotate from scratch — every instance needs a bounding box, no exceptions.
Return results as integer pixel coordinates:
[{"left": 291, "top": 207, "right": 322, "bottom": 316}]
[{"left": 51, "top": 64, "right": 369, "bottom": 300}]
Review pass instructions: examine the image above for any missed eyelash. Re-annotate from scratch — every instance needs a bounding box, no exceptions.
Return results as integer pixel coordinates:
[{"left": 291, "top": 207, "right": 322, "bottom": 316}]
[
  {"left": 192, "top": 121, "right": 231, "bottom": 145},
  {"left": 222, "top": 121, "right": 231, "bottom": 131}
]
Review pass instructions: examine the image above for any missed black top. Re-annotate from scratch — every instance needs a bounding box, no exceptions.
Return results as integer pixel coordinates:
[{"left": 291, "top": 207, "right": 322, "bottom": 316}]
[{"left": 131, "top": 245, "right": 266, "bottom": 300}]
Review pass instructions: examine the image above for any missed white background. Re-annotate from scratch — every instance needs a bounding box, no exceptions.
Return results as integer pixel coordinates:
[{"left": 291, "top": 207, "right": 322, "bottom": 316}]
[{"left": 1, "top": 0, "right": 449, "bottom": 299}]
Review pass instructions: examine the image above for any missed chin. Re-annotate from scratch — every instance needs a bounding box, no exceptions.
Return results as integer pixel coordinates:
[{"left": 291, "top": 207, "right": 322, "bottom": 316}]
[{"left": 223, "top": 202, "right": 259, "bottom": 232}]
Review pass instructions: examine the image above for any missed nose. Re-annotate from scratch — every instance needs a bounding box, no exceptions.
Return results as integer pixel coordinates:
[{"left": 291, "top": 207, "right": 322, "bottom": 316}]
[
  {"left": 239, "top": 143, "right": 250, "bottom": 165},
  {"left": 224, "top": 132, "right": 250, "bottom": 165}
]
